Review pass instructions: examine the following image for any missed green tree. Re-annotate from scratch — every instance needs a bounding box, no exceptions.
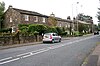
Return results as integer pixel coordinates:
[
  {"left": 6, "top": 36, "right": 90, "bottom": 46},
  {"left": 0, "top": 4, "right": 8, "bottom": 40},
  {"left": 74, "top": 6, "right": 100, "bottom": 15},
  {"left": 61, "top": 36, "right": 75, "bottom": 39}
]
[
  {"left": 98, "top": 23, "right": 100, "bottom": 30},
  {"left": 78, "top": 23, "right": 84, "bottom": 33},
  {"left": 77, "top": 13, "right": 93, "bottom": 22},
  {"left": 0, "top": 1, "right": 5, "bottom": 29},
  {"left": 93, "top": 24, "right": 98, "bottom": 31},
  {"left": 97, "top": 7, "right": 100, "bottom": 22},
  {"left": 48, "top": 16, "right": 57, "bottom": 26}
]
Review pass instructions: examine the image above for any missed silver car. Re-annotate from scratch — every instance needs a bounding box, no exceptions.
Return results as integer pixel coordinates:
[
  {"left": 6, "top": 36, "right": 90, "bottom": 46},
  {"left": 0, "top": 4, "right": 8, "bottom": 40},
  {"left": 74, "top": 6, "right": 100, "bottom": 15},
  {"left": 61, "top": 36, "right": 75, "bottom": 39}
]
[{"left": 43, "top": 33, "right": 61, "bottom": 43}]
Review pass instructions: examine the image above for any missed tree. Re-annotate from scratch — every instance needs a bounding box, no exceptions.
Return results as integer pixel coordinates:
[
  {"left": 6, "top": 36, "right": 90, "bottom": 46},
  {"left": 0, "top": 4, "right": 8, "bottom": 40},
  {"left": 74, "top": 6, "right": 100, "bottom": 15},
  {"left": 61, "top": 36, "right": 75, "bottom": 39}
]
[
  {"left": 98, "top": 23, "right": 100, "bottom": 31},
  {"left": 97, "top": 7, "right": 100, "bottom": 22},
  {"left": 77, "top": 13, "right": 93, "bottom": 22},
  {"left": 0, "top": 1, "right": 5, "bottom": 29},
  {"left": 78, "top": 23, "right": 84, "bottom": 33},
  {"left": 48, "top": 16, "right": 57, "bottom": 26}
]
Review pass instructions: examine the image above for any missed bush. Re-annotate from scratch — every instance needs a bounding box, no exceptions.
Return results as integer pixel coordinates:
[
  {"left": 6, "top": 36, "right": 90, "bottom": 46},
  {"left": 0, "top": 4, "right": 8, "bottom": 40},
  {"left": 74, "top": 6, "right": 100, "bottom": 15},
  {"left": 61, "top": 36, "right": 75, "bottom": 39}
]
[
  {"left": 34, "top": 31, "right": 39, "bottom": 35},
  {"left": 28, "top": 24, "right": 37, "bottom": 33},
  {"left": 73, "top": 31, "right": 83, "bottom": 36},
  {"left": 55, "top": 27, "right": 62, "bottom": 35},
  {"left": 0, "top": 28, "right": 12, "bottom": 33},
  {"left": 18, "top": 24, "right": 29, "bottom": 29},
  {"left": 36, "top": 24, "right": 47, "bottom": 35},
  {"left": 46, "top": 27, "right": 58, "bottom": 33},
  {"left": 61, "top": 32, "right": 67, "bottom": 36}
]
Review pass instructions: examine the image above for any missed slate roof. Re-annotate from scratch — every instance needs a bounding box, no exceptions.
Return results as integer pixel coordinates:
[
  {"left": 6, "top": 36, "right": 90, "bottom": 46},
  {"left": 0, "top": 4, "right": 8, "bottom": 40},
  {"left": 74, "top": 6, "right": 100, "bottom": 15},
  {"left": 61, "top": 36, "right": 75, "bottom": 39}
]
[
  {"left": 12, "top": 8, "right": 48, "bottom": 17},
  {"left": 55, "top": 17, "right": 72, "bottom": 23}
]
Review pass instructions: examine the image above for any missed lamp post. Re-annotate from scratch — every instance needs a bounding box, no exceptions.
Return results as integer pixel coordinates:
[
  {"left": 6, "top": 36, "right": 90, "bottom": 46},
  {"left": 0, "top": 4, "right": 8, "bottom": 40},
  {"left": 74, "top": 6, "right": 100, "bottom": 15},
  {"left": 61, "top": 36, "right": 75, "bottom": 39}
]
[
  {"left": 76, "top": 2, "right": 79, "bottom": 32},
  {"left": 72, "top": 4, "right": 75, "bottom": 36}
]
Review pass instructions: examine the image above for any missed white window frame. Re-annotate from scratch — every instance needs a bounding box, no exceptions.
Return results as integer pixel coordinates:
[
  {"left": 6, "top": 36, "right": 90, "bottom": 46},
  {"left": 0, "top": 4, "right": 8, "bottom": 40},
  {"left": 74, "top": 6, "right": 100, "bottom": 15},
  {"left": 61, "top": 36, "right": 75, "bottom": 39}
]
[
  {"left": 42, "top": 17, "right": 46, "bottom": 23},
  {"left": 59, "top": 24, "right": 61, "bottom": 27},
  {"left": 68, "top": 24, "right": 70, "bottom": 28},
  {"left": 34, "top": 16, "right": 38, "bottom": 22},
  {"left": 66, "top": 25, "right": 68, "bottom": 28},
  {"left": 25, "top": 15, "right": 29, "bottom": 21},
  {"left": 10, "top": 17, "right": 12, "bottom": 22},
  {"left": 11, "top": 26, "right": 15, "bottom": 33}
]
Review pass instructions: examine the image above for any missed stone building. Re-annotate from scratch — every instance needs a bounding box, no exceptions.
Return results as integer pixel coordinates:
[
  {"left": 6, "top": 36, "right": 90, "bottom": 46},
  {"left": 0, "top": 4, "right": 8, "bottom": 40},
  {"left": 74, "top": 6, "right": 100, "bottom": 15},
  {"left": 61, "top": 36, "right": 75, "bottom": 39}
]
[
  {"left": 4, "top": 6, "right": 48, "bottom": 32},
  {"left": 4, "top": 6, "right": 73, "bottom": 33}
]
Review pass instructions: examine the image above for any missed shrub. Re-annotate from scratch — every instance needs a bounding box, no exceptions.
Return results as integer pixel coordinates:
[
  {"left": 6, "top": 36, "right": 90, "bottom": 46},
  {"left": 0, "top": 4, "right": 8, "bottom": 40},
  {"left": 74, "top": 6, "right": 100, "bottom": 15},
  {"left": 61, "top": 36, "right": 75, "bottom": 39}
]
[
  {"left": 28, "top": 24, "right": 37, "bottom": 33},
  {"left": 61, "top": 31, "right": 68, "bottom": 36},
  {"left": 55, "top": 27, "right": 62, "bottom": 35},
  {"left": 46, "top": 27, "right": 58, "bottom": 33},
  {"left": 0, "top": 28, "right": 12, "bottom": 33},
  {"left": 34, "top": 31, "right": 39, "bottom": 35},
  {"left": 73, "top": 31, "right": 83, "bottom": 36},
  {"left": 36, "top": 24, "right": 47, "bottom": 35}
]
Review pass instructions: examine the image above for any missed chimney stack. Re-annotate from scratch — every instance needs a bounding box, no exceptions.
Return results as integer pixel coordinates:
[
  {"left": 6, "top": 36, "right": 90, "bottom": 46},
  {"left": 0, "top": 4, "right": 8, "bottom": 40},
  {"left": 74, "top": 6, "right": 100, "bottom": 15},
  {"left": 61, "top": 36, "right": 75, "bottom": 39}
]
[{"left": 8, "top": 5, "right": 13, "bottom": 9}]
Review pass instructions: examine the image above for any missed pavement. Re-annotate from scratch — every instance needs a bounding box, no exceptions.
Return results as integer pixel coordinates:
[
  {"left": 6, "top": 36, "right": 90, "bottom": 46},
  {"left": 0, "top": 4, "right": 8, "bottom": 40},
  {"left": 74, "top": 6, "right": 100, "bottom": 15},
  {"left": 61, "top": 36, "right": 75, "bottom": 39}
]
[{"left": 91, "top": 44, "right": 100, "bottom": 66}]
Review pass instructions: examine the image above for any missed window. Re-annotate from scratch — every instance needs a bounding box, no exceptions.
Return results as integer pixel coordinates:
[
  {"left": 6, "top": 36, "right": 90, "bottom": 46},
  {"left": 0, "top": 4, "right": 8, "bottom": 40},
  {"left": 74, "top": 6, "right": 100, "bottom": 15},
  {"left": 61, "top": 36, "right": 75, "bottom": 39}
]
[
  {"left": 68, "top": 24, "right": 70, "bottom": 28},
  {"left": 34, "top": 16, "right": 38, "bottom": 22},
  {"left": 10, "top": 17, "right": 12, "bottom": 22},
  {"left": 59, "top": 24, "right": 61, "bottom": 27},
  {"left": 24, "top": 15, "right": 29, "bottom": 21},
  {"left": 42, "top": 17, "right": 46, "bottom": 23},
  {"left": 11, "top": 26, "right": 15, "bottom": 33},
  {"left": 66, "top": 25, "right": 68, "bottom": 28}
]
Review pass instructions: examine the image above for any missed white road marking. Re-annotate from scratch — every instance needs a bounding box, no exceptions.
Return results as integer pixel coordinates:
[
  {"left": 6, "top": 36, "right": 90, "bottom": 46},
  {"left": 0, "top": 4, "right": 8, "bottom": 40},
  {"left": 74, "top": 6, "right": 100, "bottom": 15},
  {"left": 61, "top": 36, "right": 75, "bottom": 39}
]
[
  {"left": 0, "top": 58, "right": 20, "bottom": 65},
  {"left": 0, "top": 57, "right": 12, "bottom": 62},
  {"left": 0, "top": 35, "right": 99, "bottom": 65}
]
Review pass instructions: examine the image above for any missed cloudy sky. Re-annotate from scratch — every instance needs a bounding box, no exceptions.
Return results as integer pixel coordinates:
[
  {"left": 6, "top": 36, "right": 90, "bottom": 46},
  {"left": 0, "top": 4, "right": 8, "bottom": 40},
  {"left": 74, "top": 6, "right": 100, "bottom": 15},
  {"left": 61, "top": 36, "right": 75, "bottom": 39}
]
[{"left": 0, "top": 0, "right": 99, "bottom": 24}]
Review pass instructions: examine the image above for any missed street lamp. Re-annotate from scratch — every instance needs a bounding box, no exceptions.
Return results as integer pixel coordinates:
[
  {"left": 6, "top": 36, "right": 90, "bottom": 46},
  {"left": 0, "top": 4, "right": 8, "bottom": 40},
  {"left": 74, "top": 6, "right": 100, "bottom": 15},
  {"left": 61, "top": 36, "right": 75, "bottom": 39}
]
[{"left": 76, "top": 2, "right": 79, "bottom": 31}]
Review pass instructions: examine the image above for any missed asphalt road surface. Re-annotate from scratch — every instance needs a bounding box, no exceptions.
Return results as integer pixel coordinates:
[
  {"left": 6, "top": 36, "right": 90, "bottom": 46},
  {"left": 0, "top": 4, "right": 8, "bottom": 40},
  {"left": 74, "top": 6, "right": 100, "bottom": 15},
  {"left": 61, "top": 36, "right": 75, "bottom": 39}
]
[{"left": 0, "top": 34, "right": 100, "bottom": 66}]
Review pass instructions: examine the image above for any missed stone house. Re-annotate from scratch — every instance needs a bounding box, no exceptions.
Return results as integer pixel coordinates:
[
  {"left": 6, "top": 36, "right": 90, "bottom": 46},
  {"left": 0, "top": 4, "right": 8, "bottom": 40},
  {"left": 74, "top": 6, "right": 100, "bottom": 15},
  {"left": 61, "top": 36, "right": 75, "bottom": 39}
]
[
  {"left": 4, "top": 6, "right": 73, "bottom": 33},
  {"left": 4, "top": 6, "right": 48, "bottom": 32},
  {"left": 49, "top": 13, "right": 73, "bottom": 34}
]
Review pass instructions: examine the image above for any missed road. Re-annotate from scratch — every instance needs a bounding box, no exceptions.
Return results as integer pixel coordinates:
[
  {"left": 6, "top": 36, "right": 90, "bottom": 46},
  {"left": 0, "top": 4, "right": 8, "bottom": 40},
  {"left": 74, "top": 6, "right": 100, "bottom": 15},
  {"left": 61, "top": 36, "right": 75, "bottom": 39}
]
[{"left": 0, "top": 34, "right": 100, "bottom": 66}]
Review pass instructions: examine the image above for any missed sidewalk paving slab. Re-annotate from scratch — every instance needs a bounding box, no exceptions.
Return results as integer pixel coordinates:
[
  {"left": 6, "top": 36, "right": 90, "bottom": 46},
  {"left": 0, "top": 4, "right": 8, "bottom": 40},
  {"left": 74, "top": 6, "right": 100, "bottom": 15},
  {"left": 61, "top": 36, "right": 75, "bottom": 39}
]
[{"left": 91, "top": 44, "right": 100, "bottom": 66}]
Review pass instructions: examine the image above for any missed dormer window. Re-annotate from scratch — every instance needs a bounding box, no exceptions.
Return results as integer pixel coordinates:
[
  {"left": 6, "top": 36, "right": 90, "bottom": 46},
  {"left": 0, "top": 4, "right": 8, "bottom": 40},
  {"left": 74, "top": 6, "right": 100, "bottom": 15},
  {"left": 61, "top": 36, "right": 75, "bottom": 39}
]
[
  {"left": 42, "top": 17, "right": 46, "bottom": 23},
  {"left": 10, "top": 17, "right": 12, "bottom": 22},
  {"left": 25, "top": 15, "right": 29, "bottom": 21}
]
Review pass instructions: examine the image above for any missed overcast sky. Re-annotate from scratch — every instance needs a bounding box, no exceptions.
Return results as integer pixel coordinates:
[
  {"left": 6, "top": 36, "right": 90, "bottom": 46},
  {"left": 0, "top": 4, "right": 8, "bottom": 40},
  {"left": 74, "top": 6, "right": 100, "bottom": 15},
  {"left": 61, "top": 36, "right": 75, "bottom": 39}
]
[{"left": 0, "top": 0, "right": 99, "bottom": 24}]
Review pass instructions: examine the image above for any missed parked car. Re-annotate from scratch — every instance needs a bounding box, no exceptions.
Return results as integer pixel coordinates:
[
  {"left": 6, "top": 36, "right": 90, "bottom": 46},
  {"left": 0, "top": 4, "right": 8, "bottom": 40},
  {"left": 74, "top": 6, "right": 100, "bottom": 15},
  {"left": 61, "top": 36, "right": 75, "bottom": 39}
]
[
  {"left": 94, "top": 31, "right": 99, "bottom": 35},
  {"left": 43, "top": 33, "right": 61, "bottom": 43}
]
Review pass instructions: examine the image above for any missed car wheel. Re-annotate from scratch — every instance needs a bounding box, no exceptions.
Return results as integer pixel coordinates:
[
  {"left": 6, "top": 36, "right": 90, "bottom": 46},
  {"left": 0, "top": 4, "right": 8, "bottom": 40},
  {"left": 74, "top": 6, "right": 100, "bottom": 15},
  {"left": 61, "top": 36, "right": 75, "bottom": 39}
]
[
  {"left": 52, "top": 39, "right": 55, "bottom": 43},
  {"left": 43, "top": 41, "right": 45, "bottom": 43},
  {"left": 59, "top": 39, "right": 61, "bottom": 42}
]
